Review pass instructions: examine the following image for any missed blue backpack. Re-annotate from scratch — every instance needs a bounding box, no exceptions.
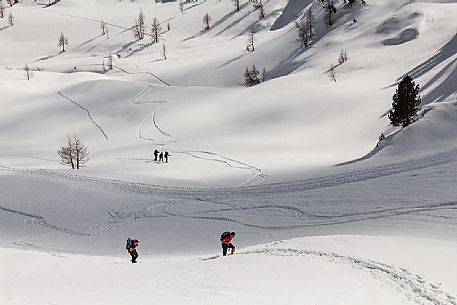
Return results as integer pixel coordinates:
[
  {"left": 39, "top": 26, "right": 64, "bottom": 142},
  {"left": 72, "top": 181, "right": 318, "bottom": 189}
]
[{"left": 126, "top": 238, "right": 132, "bottom": 250}]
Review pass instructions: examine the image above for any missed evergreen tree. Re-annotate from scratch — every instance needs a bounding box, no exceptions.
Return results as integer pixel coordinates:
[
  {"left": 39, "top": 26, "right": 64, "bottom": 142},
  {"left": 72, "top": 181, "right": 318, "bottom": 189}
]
[{"left": 388, "top": 75, "right": 421, "bottom": 127}]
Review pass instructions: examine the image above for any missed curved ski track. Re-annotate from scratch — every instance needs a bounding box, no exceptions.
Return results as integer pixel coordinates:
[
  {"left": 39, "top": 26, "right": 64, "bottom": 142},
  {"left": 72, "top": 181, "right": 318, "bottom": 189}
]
[{"left": 130, "top": 83, "right": 267, "bottom": 186}]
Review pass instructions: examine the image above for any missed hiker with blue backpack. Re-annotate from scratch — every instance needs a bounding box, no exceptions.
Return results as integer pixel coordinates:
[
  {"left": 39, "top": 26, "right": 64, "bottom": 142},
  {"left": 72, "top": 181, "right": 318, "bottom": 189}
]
[{"left": 126, "top": 238, "right": 139, "bottom": 263}]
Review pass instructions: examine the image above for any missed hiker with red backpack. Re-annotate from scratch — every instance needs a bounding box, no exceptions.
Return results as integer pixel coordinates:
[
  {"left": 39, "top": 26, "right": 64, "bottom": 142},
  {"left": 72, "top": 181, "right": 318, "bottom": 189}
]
[
  {"left": 220, "top": 231, "right": 236, "bottom": 256},
  {"left": 126, "top": 238, "right": 139, "bottom": 263}
]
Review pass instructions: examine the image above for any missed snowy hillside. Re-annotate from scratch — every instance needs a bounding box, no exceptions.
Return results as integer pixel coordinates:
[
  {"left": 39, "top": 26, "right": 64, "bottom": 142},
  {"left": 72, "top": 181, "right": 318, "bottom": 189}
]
[{"left": 1, "top": 0, "right": 457, "bottom": 304}]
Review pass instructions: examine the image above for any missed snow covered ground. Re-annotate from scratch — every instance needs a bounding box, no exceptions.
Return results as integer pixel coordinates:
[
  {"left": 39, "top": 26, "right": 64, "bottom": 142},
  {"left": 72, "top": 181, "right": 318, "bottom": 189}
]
[
  {"left": 2, "top": 236, "right": 457, "bottom": 305},
  {"left": 1, "top": 0, "right": 457, "bottom": 304}
]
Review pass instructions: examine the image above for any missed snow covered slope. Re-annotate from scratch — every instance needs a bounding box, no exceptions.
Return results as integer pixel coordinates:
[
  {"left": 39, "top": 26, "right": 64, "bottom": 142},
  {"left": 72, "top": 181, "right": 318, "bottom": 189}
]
[
  {"left": 1, "top": 0, "right": 457, "bottom": 186},
  {"left": 1, "top": 0, "right": 457, "bottom": 304},
  {"left": 2, "top": 236, "right": 457, "bottom": 305}
]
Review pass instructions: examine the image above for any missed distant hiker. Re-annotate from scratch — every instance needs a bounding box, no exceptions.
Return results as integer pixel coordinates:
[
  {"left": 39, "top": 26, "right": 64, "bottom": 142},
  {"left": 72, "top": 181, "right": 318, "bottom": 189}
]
[
  {"left": 126, "top": 238, "right": 139, "bottom": 263},
  {"left": 159, "top": 151, "right": 164, "bottom": 162},
  {"left": 220, "top": 231, "right": 236, "bottom": 256},
  {"left": 154, "top": 149, "right": 159, "bottom": 162},
  {"left": 353, "top": 18, "right": 357, "bottom": 23},
  {"left": 164, "top": 151, "right": 170, "bottom": 163}
]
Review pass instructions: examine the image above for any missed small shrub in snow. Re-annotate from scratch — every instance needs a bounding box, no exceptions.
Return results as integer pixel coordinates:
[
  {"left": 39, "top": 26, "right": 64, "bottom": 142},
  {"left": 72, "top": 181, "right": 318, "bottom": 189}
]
[
  {"left": 246, "top": 31, "right": 255, "bottom": 52},
  {"left": 338, "top": 49, "right": 348, "bottom": 64},
  {"left": 328, "top": 65, "right": 337, "bottom": 82},
  {"left": 244, "top": 65, "right": 261, "bottom": 87}
]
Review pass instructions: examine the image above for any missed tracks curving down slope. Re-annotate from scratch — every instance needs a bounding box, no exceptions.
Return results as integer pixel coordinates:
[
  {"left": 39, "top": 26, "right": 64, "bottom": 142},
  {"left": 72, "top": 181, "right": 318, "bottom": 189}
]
[{"left": 242, "top": 247, "right": 457, "bottom": 305}]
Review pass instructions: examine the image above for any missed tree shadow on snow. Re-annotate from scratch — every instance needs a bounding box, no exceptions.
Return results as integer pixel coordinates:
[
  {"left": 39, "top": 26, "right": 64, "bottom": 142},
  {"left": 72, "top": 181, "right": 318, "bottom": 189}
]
[
  {"left": 396, "top": 33, "right": 457, "bottom": 104},
  {"left": 34, "top": 51, "right": 65, "bottom": 63},
  {"left": 268, "top": 46, "right": 315, "bottom": 80},
  {"left": 234, "top": 8, "right": 283, "bottom": 39}
]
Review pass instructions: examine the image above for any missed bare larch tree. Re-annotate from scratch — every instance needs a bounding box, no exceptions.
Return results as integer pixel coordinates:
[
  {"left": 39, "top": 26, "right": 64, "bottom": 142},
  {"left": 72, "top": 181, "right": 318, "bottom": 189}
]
[
  {"left": 178, "top": 0, "right": 184, "bottom": 14},
  {"left": 107, "top": 51, "right": 113, "bottom": 70},
  {"left": 100, "top": 20, "right": 107, "bottom": 36},
  {"left": 328, "top": 64, "right": 337, "bottom": 82},
  {"left": 57, "top": 135, "right": 89, "bottom": 170},
  {"left": 162, "top": 42, "right": 167, "bottom": 60},
  {"left": 324, "top": 0, "right": 337, "bottom": 27},
  {"left": 7, "top": 11, "right": 13, "bottom": 26},
  {"left": 134, "top": 9, "right": 146, "bottom": 40},
  {"left": 306, "top": 8, "right": 315, "bottom": 38},
  {"left": 246, "top": 31, "right": 255, "bottom": 52},
  {"left": 24, "top": 64, "right": 33, "bottom": 80},
  {"left": 295, "top": 19, "right": 309, "bottom": 48},
  {"left": 58, "top": 32, "right": 69, "bottom": 52},
  {"left": 203, "top": 12, "right": 211, "bottom": 30},
  {"left": 231, "top": 0, "right": 240, "bottom": 12},
  {"left": 151, "top": 17, "right": 162, "bottom": 43},
  {"left": 0, "top": 1, "right": 5, "bottom": 18},
  {"left": 250, "top": 0, "right": 264, "bottom": 19}
]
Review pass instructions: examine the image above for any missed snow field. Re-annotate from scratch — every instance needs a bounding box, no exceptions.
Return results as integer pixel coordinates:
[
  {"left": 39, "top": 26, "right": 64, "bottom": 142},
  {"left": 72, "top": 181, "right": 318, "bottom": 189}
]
[
  {"left": 1, "top": 0, "right": 457, "bottom": 304},
  {"left": 2, "top": 236, "right": 456, "bottom": 305}
]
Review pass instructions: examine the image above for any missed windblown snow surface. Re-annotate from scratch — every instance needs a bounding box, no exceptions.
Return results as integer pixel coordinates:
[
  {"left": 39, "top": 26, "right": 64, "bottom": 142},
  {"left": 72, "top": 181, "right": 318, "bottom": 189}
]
[{"left": 1, "top": 0, "right": 457, "bottom": 304}]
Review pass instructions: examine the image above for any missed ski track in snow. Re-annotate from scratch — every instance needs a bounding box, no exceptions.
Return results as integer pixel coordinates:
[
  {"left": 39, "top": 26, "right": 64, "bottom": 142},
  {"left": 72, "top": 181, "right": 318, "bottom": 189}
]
[
  {"left": 58, "top": 91, "right": 109, "bottom": 140},
  {"left": 131, "top": 83, "right": 173, "bottom": 145},
  {"left": 3, "top": 143, "right": 457, "bottom": 238},
  {"left": 241, "top": 247, "right": 457, "bottom": 305},
  {"left": 2, "top": 146, "right": 457, "bottom": 200},
  {"left": 162, "top": 200, "right": 457, "bottom": 230},
  {"left": 0, "top": 205, "right": 89, "bottom": 237},
  {"left": 130, "top": 83, "right": 266, "bottom": 186}
]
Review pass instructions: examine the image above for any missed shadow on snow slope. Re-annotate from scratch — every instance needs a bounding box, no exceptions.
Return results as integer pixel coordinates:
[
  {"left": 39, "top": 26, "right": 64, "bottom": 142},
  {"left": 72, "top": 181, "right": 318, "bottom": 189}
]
[{"left": 399, "top": 33, "right": 457, "bottom": 104}]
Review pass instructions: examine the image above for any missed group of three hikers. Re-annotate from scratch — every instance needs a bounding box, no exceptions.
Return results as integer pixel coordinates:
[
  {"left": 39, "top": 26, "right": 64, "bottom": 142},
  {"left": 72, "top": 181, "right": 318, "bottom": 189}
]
[
  {"left": 153, "top": 149, "right": 170, "bottom": 163},
  {"left": 126, "top": 231, "right": 236, "bottom": 263}
]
